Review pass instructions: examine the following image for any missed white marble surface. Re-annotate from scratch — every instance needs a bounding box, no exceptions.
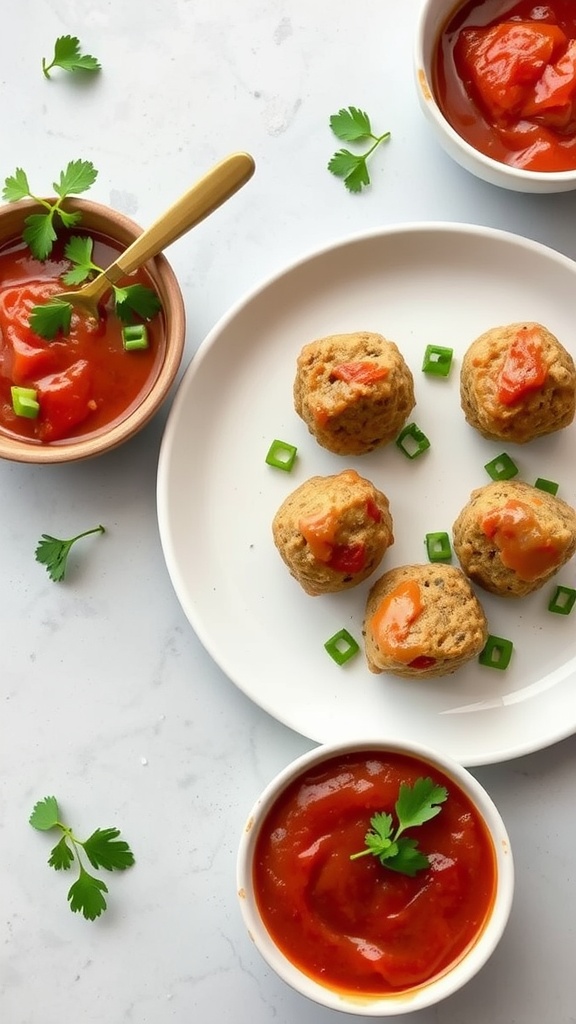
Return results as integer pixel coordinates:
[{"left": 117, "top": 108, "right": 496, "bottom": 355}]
[{"left": 1, "top": 1, "right": 576, "bottom": 1022}]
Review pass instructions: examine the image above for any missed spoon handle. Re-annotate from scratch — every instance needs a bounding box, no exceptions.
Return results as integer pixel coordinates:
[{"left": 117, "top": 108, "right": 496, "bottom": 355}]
[{"left": 104, "top": 152, "right": 255, "bottom": 284}]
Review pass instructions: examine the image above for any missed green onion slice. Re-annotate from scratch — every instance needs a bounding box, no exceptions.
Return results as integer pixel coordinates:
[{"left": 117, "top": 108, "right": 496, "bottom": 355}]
[
  {"left": 265, "top": 438, "right": 297, "bottom": 471},
  {"left": 484, "top": 452, "right": 518, "bottom": 481},
  {"left": 548, "top": 585, "right": 576, "bottom": 616},
  {"left": 425, "top": 531, "right": 452, "bottom": 562},
  {"left": 11, "top": 385, "right": 40, "bottom": 419},
  {"left": 422, "top": 344, "right": 453, "bottom": 377},
  {"left": 534, "top": 477, "right": 559, "bottom": 496},
  {"left": 395, "top": 422, "right": 431, "bottom": 460},
  {"left": 122, "top": 324, "right": 149, "bottom": 351},
  {"left": 478, "top": 634, "right": 514, "bottom": 670},
  {"left": 324, "top": 628, "right": 360, "bottom": 666}
]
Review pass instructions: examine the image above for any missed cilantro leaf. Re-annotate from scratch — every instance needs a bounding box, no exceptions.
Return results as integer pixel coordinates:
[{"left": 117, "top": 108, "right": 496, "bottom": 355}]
[
  {"left": 28, "top": 229, "right": 162, "bottom": 336},
  {"left": 29, "top": 299, "right": 73, "bottom": 340},
  {"left": 61, "top": 235, "right": 98, "bottom": 285},
  {"left": 328, "top": 149, "right": 364, "bottom": 179},
  {"left": 35, "top": 525, "right": 105, "bottom": 582},
  {"left": 29, "top": 796, "right": 135, "bottom": 920},
  {"left": 35, "top": 535, "right": 73, "bottom": 582},
  {"left": 48, "top": 836, "right": 75, "bottom": 871},
  {"left": 64, "top": 234, "right": 94, "bottom": 266},
  {"left": 330, "top": 106, "right": 372, "bottom": 141},
  {"left": 328, "top": 107, "right": 391, "bottom": 193},
  {"left": 342, "top": 158, "right": 370, "bottom": 193},
  {"left": 350, "top": 777, "right": 449, "bottom": 877},
  {"left": 67, "top": 866, "right": 109, "bottom": 920},
  {"left": 29, "top": 795, "right": 60, "bottom": 831},
  {"left": 57, "top": 208, "right": 83, "bottom": 230},
  {"left": 327, "top": 150, "right": 371, "bottom": 193},
  {"left": 22, "top": 214, "right": 58, "bottom": 262},
  {"left": 60, "top": 264, "right": 92, "bottom": 287},
  {"left": 53, "top": 159, "right": 98, "bottom": 198},
  {"left": 3, "top": 159, "right": 98, "bottom": 259},
  {"left": 113, "top": 283, "right": 163, "bottom": 323},
  {"left": 42, "top": 36, "right": 101, "bottom": 79},
  {"left": 384, "top": 838, "right": 431, "bottom": 877},
  {"left": 82, "top": 828, "right": 136, "bottom": 872},
  {"left": 362, "top": 811, "right": 393, "bottom": 855},
  {"left": 395, "top": 777, "right": 448, "bottom": 837},
  {"left": 2, "top": 168, "right": 31, "bottom": 202}
]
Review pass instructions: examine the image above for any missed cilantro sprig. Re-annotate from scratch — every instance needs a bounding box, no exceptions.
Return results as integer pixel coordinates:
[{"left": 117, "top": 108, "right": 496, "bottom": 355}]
[
  {"left": 35, "top": 524, "right": 105, "bottom": 582},
  {"left": 30, "top": 796, "right": 134, "bottom": 920},
  {"left": 350, "top": 777, "right": 448, "bottom": 877},
  {"left": 42, "top": 36, "right": 101, "bottom": 79},
  {"left": 2, "top": 160, "right": 98, "bottom": 260},
  {"left": 60, "top": 235, "right": 162, "bottom": 320},
  {"left": 29, "top": 234, "right": 162, "bottom": 340},
  {"left": 328, "top": 106, "right": 391, "bottom": 193}
]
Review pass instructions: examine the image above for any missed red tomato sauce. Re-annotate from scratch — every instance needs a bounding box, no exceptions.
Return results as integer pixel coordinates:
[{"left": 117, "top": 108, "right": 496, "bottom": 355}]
[
  {"left": 433, "top": 0, "right": 576, "bottom": 171},
  {"left": 253, "top": 751, "right": 497, "bottom": 995},
  {"left": 0, "top": 232, "right": 165, "bottom": 444}
]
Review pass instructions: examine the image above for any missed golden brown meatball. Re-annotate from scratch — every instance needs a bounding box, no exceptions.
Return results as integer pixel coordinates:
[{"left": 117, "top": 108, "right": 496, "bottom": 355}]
[
  {"left": 453, "top": 480, "right": 576, "bottom": 597},
  {"left": 460, "top": 321, "right": 576, "bottom": 444},
  {"left": 293, "top": 331, "right": 415, "bottom": 455},
  {"left": 272, "top": 469, "right": 394, "bottom": 596},
  {"left": 363, "top": 564, "right": 487, "bottom": 678}
]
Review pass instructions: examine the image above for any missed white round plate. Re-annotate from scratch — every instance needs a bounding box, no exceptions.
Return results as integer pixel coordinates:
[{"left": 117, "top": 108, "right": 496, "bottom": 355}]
[{"left": 157, "top": 223, "right": 576, "bottom": 766}]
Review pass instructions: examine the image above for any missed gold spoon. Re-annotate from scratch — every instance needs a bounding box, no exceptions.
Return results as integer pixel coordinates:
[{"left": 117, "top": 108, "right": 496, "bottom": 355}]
[{"left": 54, "top": 151, "right": 255, "bottom": 318}]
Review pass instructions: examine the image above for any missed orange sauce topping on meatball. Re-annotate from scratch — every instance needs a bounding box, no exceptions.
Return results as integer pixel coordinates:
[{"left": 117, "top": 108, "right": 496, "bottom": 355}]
[
  {"left": 370, "top": 580, "right": 428, "bottom": 664},
  {"left": 331, "top": 361, "right": 389, "bottom": 385},
  {"left": 497, "top": 327, "right": 547, "bottom": 405},
  {"left": 298, "top": 472, "right": 371, "bottom": 575},
  {"left": 481, "top": 499, "right": 562, "bottom": 580},
  {"left": 299, "top": 509, "right": 338, "bottom": 561}
]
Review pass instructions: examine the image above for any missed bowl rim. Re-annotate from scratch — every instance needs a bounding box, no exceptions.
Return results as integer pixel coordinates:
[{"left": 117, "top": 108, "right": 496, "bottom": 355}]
[
  {"left": 237, "top": 737, "right": 514, "bottom": 1016},
  {"left": 0, "top": 196, "right": 186, "bottom": 464},
  {"left": 414, "top": 0, "right": 576, "bottom": 187}
]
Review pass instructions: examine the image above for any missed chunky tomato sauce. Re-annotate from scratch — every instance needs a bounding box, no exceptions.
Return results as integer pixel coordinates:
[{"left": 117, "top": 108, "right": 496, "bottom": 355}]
[
  {"left": 0, "top": 233, "right": 165, "bottom": 444},
  {"left": 253, "top": 752, "right": 497, "bottom": 995},
  {"left": 434, "top": 0, "right": 576, "bottom": 171}
]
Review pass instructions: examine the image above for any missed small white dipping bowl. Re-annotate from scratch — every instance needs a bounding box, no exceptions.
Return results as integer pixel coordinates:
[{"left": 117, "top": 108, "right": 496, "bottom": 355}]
[
  {"left": 237, "top": 738, "right": 514, "bottom": 1016},
  {"left": 415, "top": 0, "right": 576, "bottom": 193}
]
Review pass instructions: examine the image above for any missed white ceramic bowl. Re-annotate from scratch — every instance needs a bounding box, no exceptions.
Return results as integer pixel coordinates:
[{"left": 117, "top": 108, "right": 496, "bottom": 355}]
[
  {"left": 237, "top": 738, "right": 514, "bottom": 1016},
  {"left": 414, "top": 0, "right": 576, "bottom": 193}
]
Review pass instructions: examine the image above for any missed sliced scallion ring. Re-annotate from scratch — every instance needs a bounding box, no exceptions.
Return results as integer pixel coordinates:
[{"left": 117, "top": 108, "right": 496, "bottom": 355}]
[
  {"left": 324, "top": 628, "right": 360, "bottom": 666},
  {"left": 478, "top": 634, "right": 514, "bottom": 670},
  {"left": 484, "top": 452, "right": 518, "bottom": 481},
  {"left": 11, "top": 385, "right": 40, "bottom": 419},
  {"left": 265, "top": 438, "right": 297, "bottom": 471}
]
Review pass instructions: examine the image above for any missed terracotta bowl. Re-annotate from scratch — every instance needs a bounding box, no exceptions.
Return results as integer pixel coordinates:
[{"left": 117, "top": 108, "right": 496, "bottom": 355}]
[
  {"left": 415, "top": 0, "right": 576, "bottom": 193},
  {"left": 237, "top": 737, "right": 514, "bottom": 1016},
  {"left": 0, "top": 198, "right": 186, "bottom": 463}
]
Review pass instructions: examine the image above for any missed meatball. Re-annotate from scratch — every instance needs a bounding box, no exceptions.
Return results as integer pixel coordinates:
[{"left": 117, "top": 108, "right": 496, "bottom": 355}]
[
  {"left": 453, "top": 480, "right": 576, "bottom": 597},
  {"left": 293, "top": 331, "right": 415, "bottom": 455},
  {"left": 272, "top": 469, "right": 394, "bottom": 596},
  {"left": 363, "top": 563, "right": 487, "bottom": 678},
  {"left": 460, "top": 321, "right": 576, "bottom": 444}
]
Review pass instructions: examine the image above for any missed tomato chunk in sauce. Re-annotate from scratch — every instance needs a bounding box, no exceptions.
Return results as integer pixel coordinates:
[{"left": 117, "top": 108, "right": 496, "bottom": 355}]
[
  {"left": 0, "top": 233, "right": 165, "bottom": 444},
  {"left": 433, "top": 0, "right": 576, "bottom": 171},
  {"left": 253, "top": 751, "right": 497, "bottom": 995}
]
